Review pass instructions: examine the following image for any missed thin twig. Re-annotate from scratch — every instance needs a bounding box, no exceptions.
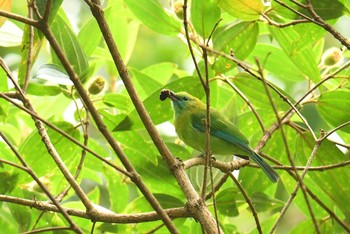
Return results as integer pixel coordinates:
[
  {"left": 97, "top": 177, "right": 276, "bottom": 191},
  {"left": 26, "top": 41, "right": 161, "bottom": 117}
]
[
  {"left": 221, "top": 76, "right": 266, "bottom": 132},
  {"left": 22, "top": 1, "right": 35, "bottom": 92},
  {"left": 229, "top": 174, "right": 262, "bottom": 234},
  {"left": 0, "top": 131, "right": 83, "bottom": 234},
  {"left": 257, "top": 59, "right": 320, "bottom": 233},
  {"left": 269, "top": 141, "right": 321, "bottom": 233},
  {"left": 0, "top": 92, "right": 130, "bottom": 177}
]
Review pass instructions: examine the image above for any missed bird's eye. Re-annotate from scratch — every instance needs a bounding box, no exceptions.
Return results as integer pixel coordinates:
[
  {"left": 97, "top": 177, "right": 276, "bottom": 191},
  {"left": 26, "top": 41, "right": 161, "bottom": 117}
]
[{"left": 183, "top": 97, "right": 188, "bottom": 101}]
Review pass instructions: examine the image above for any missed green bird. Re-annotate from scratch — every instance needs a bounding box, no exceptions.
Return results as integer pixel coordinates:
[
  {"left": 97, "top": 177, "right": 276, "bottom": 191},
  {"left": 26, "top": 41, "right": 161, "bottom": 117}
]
[{"left": 160, "top": 89, "right": 279, "bottom": 183}]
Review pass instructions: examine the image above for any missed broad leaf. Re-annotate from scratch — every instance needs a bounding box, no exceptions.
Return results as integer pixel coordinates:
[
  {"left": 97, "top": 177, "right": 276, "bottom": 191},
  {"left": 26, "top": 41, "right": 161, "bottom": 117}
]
[
  {"left": 124, "top": 0, "right": 182, "bottom": 36},
  {"left": 191, "top": 0, "right": 221, "bottom": 38},
  {"left": 317, "top": 89, "right": 350, "bottom": 133},
  {"left": 247, "top": 44, "right": 308, "bottom": 81},
  {"left": 18, "top": 0, "right": 63, "bottom": 86},
  {"left": 213, "top": 22, "right": 259, "bottom": 73},
  {"left": 0, "top": 20, "right": 23, "bottom": 47},
  {"left": 217, "top": 0, "right": 264, "bottom": 21},
  {"left": 269, "top": 26, "right": 320, "bottom": 82},
  {"left": 296, "top": 133, "right": 350, "bottom": 220},
  {"left": 50, "top": 12, "right": 89, "bottom": 79}
]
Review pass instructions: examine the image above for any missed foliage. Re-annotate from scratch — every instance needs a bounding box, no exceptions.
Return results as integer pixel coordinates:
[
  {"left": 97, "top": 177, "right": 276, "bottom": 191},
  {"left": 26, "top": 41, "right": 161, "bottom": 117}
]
[{"left": 0, "top": 0, "right": 350, "bottom": 233}]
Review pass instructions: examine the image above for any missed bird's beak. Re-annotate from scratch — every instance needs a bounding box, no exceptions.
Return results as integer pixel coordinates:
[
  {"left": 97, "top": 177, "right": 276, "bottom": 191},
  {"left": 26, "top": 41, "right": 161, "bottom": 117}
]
[{"left": 168, "top": 91, "right": 180, "bottom": 101}]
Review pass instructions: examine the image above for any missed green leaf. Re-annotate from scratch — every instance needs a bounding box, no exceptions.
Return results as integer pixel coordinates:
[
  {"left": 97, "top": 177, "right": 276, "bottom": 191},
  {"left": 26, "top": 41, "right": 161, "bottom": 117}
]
[
  {"left": 18, "top": 0, "right": 63, "bottom": 86},
  {"left": 216, "top": 188, "right": 239, "bottom": 217},
  {"left": 102, "top": 93, "right": 132, "bottom": 112},
  {"left": 269, "top": 26, "right": 320, "bottom": 82},
  {"left": 0, "top": 0, "right": 12, "bottom": 26},
  {"left": 302, "top": 0, "right": 346, "bottom": 20},
  {"left": 18, "top": 122, "right": 82, "bottom": 194},
  {"left": 232, "top": 73, "right": 292, "bottom": 111},
  {"left": 0, "top": 207, "right": 17, "bottom": 233},
  {"left": 124, "top": 0, "right": 182, "bottom": 36},
  {"left": 33, "top": 64, "right": 71, "bottom": 85},
  {"left": 8, "top": 202, "right": 31, "bottom": 232},
  {"left": 191, "top": 0, "right": 221, "bottom": 38},
  {"left": 77, "top": 15, "right": 102, "bottom": 57},
  {"left": 217, "top": 0, "right": 264, "bottom": 21},
  {"left": 113, "top": 131, "right": 158, "bottom": 166},
  {"left": 129, "top": 67, "right": 163, "bottom": 100},
  {"left": 113, "top": 77, "right": 203, "bottom": 131},
  {"left": 247, "top": 44, "right": 306, "bottom": 81},
  {"left": 0, "top": 21, "right": 23, "bottom": 47},
  {"left": 26, "top": 83, "right": 62, "bottom": 96},
  {"left": 251, "top": 192, "right": 284, "bottom": 212},
  {"left": 213, "top": 22, "right": 259, "bottom": 73},
  {"left": 271, "top": 0, "right": 346, "bottom": 21},
  {"left": 317, "top": 89, "right": 350, "bottom": 133},
  {"left": 296, "top": 133, "right": 350, "bottom": 220},
  {"left": 141, "top": 62, "right": 179, "bottom": 85},
  {"left": 106, "top": 4, "right": 139, "bottom": 64},
  {"left": 0, "top": 67, "right": 9, "bottom": 118},
  {"left": 50, "top": 11, "right": 89, "bottom": 78},
  {"left": 103, "top": 165, "right": 129, "bottom": 213}
]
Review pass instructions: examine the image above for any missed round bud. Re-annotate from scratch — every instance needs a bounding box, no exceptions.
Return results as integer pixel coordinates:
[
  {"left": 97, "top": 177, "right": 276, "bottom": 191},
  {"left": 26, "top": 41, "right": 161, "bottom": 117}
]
[
  {"left": 174, "top": 2, "right": 184, "bottom": 19},
  {"left": 88, "top": 76, "right": 105, "bottom": 95},
  {"left": 322, "top": 47, "right": 343, "bottom": 67}
]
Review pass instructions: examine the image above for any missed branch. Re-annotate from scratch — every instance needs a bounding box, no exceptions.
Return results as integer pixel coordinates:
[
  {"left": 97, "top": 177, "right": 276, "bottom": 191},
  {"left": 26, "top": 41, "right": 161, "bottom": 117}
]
[
  {"left": 84, "top": 1, "right": 222, "bottom": 233},
  {"left": 183, "top": 157, "right": 250, "bottom": 172},
  {"left": 0, "top": 92, "right": 129, "bottom": 177},
  {"left": 0, "top": 195, "right": 191, "bottom": 223},
  {"left": 0, "top": 131, "right": 83, "bottom": 234},
  {"left": 229, "top": 174, "right": 262, "bottom": 234}
]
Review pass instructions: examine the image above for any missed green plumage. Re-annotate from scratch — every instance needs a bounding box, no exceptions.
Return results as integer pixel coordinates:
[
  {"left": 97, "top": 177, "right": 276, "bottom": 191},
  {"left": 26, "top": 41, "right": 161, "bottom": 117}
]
[{"left": 163, "top": 90, "right": 279, "bottom": 183}]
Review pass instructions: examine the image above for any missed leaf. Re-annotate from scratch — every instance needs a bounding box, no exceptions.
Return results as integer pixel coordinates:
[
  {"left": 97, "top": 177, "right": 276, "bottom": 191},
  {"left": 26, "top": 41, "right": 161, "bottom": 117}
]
[
  {"left": 271, "top": 0, "right": 346, "bottom": 21},
  {"left": 18, "top": 122, "right": 82, "bottom": 194},
  {"left": 217, "top": 0, "right": 264, "bottom": 21},
  {"left": 301, "top": 0, "right": 346, "bottom": 20},
  {"left": 124, "top": 0, "right": 182, "bottom": 36},
  {"left": 216, "top": 188, "right": 240, "bottom": 217},
  {"left": 77, "top": 14, "right": 102, "bottom": 57},
  {"left": 317, "top": 89, "right": 350, "bottom": 133},
  {"left": 129, "top": 67, "right": 163, "bottom": 100},
  {"left": 247, "top": 44, "right": 306, "bottom": 81},
  {"left": 18, "top": 0, "right": 63, "bottom": 86},
  {"left": 26, "top": 83, "right": 62, "bottom": 96},
  {"left": 296, "top": 133, "right": 350, "bottom": 220},
  {"left": 0, "top": 20, "right": 23, "bottom": 47},
  {"left": 251, "top": 192, "right": 284, "bottom": 212},
  {"left": 102, "top": 93, "right": 132, "bottom": 112},
  {"left": 232, "top": 73, "right": 292, "bottom": 111},
  {"left": 269, "top": 26, "right": 320, "bottom": 82},
  {"left": 213, "top": 22, "right": 259, "bottom": 73},
  {"left": 33, "top": 64, "right": 72, "bottom": 85},
  {"left": 103, "top": 165, "right": 129, "bottom": 213},
  {"left": 106, "top": 4, "right": 139, "bottom": 64},
  {"left": 0, "top": 68, "right": 9, "bottom": 118},
  {"left": 113, "top": 131, "right": 158, "bottom": 166},
  {"left": 8, "top": 202, "right": 31, "bottom": 232},
  {"left": 191, "top": 0, "right": 221, "bottom": 38},
  {"left": 0, "top": 0, "right": 11, "bottom": 26},
  {"left": 141, "top": 62, "right": 179, "bottom": 85},
  {"left": 50, "top": 11, "right": 89, "bottom": 78}
]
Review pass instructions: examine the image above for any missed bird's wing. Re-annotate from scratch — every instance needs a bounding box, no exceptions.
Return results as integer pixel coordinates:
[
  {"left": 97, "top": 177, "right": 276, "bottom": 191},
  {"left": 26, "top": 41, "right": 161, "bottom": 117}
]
[{"left": 191, "top": 108, "right": 249, "bottom": 147}]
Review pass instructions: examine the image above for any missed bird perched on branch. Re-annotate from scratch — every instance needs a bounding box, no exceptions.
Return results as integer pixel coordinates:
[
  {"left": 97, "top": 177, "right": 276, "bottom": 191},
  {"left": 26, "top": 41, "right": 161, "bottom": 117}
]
[{"left": 160, "top": 89, "right": 279, "bottom": 183}]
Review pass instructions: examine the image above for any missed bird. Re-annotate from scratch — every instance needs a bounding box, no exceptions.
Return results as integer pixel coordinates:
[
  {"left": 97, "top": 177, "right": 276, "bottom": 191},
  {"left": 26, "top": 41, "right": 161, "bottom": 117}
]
[{"left": 160, "top": 89, "right": 279, "bottom": 183}]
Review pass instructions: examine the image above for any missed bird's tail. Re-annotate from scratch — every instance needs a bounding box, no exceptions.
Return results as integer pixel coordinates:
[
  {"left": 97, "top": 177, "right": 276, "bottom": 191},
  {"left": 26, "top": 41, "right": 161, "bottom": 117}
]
[{"left": 250, "top": 152, "right": 279, "bottom": 183}]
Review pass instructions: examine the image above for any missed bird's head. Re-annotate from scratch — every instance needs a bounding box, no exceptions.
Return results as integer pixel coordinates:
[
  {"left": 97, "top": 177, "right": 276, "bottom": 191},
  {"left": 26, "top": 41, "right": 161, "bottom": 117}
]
[{"left": 160, "top": 89, "right": 203, "bottom": 116}]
